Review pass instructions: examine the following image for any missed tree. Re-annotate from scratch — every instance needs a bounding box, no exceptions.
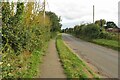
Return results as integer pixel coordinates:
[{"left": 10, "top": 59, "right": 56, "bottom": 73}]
[
  {"left": 2, "top": 1, "right": 62, "bottom": 78},
  {"left": 81, "top": 24, "right": 100, "bottom": 39},
  {"left": 67, "top": 28, "right": 74, "bottom": 33},
  {"left": 46, "top": 11, "right": 62, "bottom": 32},
  {"left": 11, "top": 2, "right": 15, "bottom": 16},
  {"left": 2, "top": 2, "right": 11, "bottom": 26},
  {"left": 95, "top": 19, "right": 106, "bottom": 27},
  {"left": 73, "top": 24, "right": 85, "bottom": 36},
  {"left": 105, "top": 21, "right": 117, "bottom": 29}
]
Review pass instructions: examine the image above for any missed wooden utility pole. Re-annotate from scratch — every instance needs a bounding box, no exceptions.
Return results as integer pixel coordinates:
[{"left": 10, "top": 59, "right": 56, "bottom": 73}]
[{"left": 93, "top": 5, "right": 95, "bottom": 23}]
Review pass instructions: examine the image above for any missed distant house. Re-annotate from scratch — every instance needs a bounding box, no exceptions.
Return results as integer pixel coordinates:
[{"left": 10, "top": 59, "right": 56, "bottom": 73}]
[
  {"left": 114, "top": 28, "right": 120, "bottom": 32},
  {"left": 106, "top": 27, "right": 120, "bottom": 33},
  {"left": 106, "top": 28, "right": 113, "bottom": 32}
]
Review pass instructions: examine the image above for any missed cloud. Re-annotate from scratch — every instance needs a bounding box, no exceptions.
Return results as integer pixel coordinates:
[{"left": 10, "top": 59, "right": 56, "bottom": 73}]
[
  {"left": 118, "top": 1, "right": 120, "bottom": 27},
  {"left": 45, "top": 0, "right": 119, "bottom": 28},
  {"left": 5, "top": 0, "right": 120, "bottom": 28}
]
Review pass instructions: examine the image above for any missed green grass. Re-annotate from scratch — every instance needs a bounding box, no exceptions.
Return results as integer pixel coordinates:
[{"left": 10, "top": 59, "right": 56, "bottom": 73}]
[
  {"left": 73, "top": 33, "right": 120, "bottom": 51},
  {"left": 22, "top": 49, "right": 43, "bottom": 78},
  {"left": 56, "top": 34, "right": 99, "bottom": 79},
  {"left": 92, "top": 39, "right": 120, "bottom": 51},
  {"left": 22, "top": 42, "right": 49, "bottom": 78}
]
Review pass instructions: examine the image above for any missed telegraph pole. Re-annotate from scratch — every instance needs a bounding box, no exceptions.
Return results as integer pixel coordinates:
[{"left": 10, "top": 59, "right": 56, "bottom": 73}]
[
  {"left": 43, "top": 0, "right": 46, "bottom": 24},
  {"left": 93, "top": 5, "right": 95, "bottom": 23}
]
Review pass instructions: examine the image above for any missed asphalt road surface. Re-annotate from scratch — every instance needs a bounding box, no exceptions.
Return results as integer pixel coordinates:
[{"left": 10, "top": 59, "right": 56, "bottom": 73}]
[{"left": 62, "top": 33, "right": 118, "bottom": 78}]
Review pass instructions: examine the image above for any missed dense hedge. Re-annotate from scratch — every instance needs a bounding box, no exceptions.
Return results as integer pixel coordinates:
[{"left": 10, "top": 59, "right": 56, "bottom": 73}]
[
  {"left": 81, "top": 24, "right": 100, "bottom": 39},
  {"left": 2, "top": 2, "right": 52, "bottom": 54},
  {"left": 1, "top": 2, "right": 61, "bottom": 78},
  {"left": 63, "top": 23, "right": 119, "bottom": 41}
]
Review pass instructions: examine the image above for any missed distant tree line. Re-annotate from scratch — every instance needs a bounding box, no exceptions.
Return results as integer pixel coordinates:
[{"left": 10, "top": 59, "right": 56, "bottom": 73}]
[{"left": 62, "top": 19, "right": 119, "bottom": 40}]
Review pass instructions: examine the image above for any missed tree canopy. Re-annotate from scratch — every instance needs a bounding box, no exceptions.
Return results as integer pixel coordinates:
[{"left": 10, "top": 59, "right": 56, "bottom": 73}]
[
  {"left": 46, "top": 11, "right": 62, "bottom": 32},
  {"left": 105, "top": 21, "right": 118, "bottom": 29},
  {"left": 95, "top": 19, "right": 106, "bottom": 27}
]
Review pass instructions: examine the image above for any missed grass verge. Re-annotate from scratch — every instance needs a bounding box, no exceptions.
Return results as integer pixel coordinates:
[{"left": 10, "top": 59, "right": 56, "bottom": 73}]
[
  {"left": 56, "top": 34, "right": 99, "bottom": 79},
  {"left": 21, "top": 49, "right": 43, "bottom": 78},
  {"left": 24, "top": 35, "right": 57, "bottom": 78},
  {"left": 73, "top": 33, "right": 120, "bottom": 51},
  {"left": 22, "top": 42, "right": 49, "bottom": 78},
  {"left": 92, "top": 39, "right": 120, "bottom": 51},
  {"left": 2, "top": 49, "right": 44, "bottom": 78}
]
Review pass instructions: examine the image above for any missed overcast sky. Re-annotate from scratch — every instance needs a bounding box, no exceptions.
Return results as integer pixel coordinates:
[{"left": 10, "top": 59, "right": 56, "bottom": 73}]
[
  {"left": 44, "top": 0, "right": 120, "bottom": 29},
  {"left": 5, "top": 0, "right": 120, "bottom": 28}
]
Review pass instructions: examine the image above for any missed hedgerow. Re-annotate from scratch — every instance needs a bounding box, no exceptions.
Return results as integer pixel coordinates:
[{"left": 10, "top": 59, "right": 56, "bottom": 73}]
[{"left": 1, "top": 1, "right": 61, "bottom": 78}]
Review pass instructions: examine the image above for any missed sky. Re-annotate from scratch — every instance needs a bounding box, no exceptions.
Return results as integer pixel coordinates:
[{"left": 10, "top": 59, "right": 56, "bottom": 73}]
[
  {"left": 3, "top": 0, "right": 120, "bottom": 29},
  {"left": 44, "top": 0, "right": 120, "bottom": 29}
]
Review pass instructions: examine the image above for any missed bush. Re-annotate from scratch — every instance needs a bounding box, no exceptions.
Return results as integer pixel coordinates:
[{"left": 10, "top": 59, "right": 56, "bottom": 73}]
[
  {"left": 81, "top": 24, "right": 100, "bottom": 39},
  {"left": 99, "top": 31, "right": 119, "bottom": 41},
  {"left": 99, "top": 32, "right": 111, "bottom": 39},
  {"left": 74, "top": 24, "right": 85, "bottom": 36},
  {"left": 1, "top": 2, "right": 58, "bottom": 78}
]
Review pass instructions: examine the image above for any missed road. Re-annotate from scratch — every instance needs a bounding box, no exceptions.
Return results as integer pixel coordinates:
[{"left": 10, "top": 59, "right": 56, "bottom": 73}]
[{"left": 62, "top": 33, "right": 118, "bottom": 78}]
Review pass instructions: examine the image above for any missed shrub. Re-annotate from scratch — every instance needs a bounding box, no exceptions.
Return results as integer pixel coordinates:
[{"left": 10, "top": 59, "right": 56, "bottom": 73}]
[
  {"left": 1, "top": 2, "right": 59, "bottom": 78},
  {"left": 99, "top": 32, "right": 111, "bottom": 39},
  {"left": 74, "top": 24, "right": 85, "bottom": 36},
  {"left": 99, "top": 31, "right": 119, "bottom": 41},
  {"left": 81, "top": 24, "right": 100, "bottom": 39}
]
